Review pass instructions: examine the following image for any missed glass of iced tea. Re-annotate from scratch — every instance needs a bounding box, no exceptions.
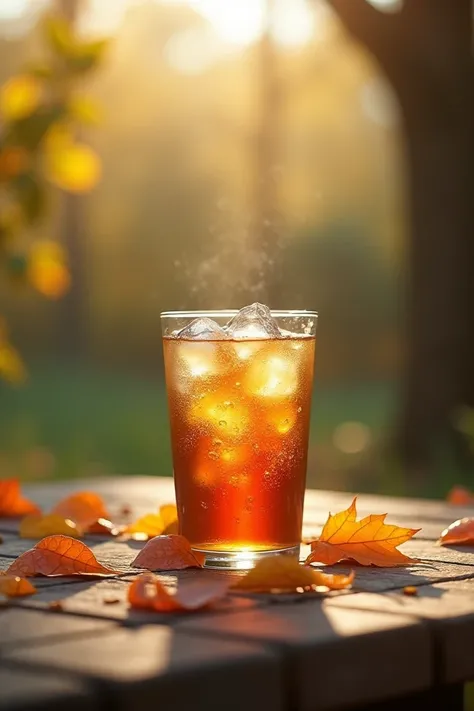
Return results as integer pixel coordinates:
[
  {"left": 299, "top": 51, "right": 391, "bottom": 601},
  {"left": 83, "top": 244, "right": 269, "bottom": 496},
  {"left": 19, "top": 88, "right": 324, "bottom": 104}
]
[{"left": 161, "top": 303, "right": 317, "bottom": 569}]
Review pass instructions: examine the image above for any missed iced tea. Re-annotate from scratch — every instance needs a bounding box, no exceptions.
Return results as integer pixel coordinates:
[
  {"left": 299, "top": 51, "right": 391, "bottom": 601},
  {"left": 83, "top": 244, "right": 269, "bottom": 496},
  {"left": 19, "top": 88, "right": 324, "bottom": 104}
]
[{"left": 162, "top": 307, "right": 316, "bottom": 568}]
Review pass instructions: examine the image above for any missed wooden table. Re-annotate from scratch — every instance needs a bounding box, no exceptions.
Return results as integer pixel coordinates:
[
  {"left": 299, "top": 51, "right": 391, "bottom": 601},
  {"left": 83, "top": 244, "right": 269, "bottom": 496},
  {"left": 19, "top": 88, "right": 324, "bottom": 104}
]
[{"left": 1, "top": 477, "right": 473, "bottom": 711}]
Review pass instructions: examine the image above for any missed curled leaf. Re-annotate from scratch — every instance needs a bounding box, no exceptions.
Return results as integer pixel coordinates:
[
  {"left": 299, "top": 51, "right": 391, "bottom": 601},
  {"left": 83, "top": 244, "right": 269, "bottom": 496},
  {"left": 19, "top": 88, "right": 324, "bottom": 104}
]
[
  {"left": 439, "top": 518, "right": 474, "bottom": 546},
  {"left": 306, "top": 497, "right": 419, "bottom": 567},
  {"left": 0, "top": 575, "right": 37, "bottom": 597},
  {"left": 7, "top": 535, "right": 118, "bottom": 577},
  {"left": 20, "top": 514, "right": 80, "bottom": 539},
  {"left": 132, "top": 535, "right": 204, "bottom": 571},
  {"left": 0, "top": 479, "right": 40, "bottom": 517},
  {"left": 447, "top": 486, "right": 474, "bottom": 506},
  {"left": 51, "top": 491, "right": 110, "bottom": 529},
  {"left": 128, "top": 572, "right": 230, "bottom": 612},
  {"left": 233, "top": 556, "right": 354, "bottom": 593}
]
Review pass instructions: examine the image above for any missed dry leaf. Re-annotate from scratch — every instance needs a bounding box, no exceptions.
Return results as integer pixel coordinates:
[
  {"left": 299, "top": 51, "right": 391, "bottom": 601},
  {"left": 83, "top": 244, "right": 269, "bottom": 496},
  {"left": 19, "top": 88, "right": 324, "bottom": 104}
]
[
  {"left": 159, "top": 504, "right": 178, "bottom": 527},
  {"left": 233, "top": 556, "right": 354, "bottom": 593},
  {"left": 125, "top": 513, "right": 165, "bottom": 539},
  {"left": 7, "top": 535, "right": 118, "bottom": 577},
  {"left": 0, "top": 575, "right": 37, "bottom": 597},
  {"left": 51, "top": 491, "right": 110, "bottom": 529},
  {"left": 447, "top": 486, "right": 474, "bottom": 506},
  {"left": 0, "top": 479, "right": 40, "bottom": 517},
  {"left": 132, "top": 534, "right": 205, "bottom": 571},
  {"left": 128, "top": 572, "right": 230, "bottom": 612},
  {"left": 20, "top": 514, "right": 80, "bottom": 539},
  {"left": 125, "top": 504, "right": 178, "bottom": 539},
  {"left": 439, "top": 518, "right": 474, "bottom": 546},
  {"left": 86, "top": 518, "right": 121, "bottom": 536},
  {"left": 306, "top": 498, "right": 419, "bottom": 567}
]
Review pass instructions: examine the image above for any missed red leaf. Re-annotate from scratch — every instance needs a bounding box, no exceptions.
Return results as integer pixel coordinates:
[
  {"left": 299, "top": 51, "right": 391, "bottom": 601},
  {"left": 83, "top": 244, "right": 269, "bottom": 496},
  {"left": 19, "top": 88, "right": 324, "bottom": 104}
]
[
  {"left": 131, "top": 535, "right": 205, "bottom": 571},
  {"left": 6, "top": 535, "right": 118, "bottom": 577},
  {"left": 128, "top": 572, "right": 230, "bottom": 612},
  {"left": 0, "top": 479, "right": 40, "bottom": 517},
  {"left": 439, "top": 518, "right": 474, "bottom": 546}
]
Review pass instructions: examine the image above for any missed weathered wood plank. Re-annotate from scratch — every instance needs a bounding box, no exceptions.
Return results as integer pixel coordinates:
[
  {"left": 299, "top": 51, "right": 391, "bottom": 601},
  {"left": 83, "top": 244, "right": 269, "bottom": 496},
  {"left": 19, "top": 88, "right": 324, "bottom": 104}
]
[
  {"left": 3, "top": 626, "right": 285, "bottom": 711},
  {"left": 10, "top": 572, "right": 258, "bottom": 623},
  {"left": 326, "top": 578, "right": 474, "bottom": 684},
  {"left": 0, "top": 607, "right": 113, "bottom": 652},
  {"left": 0, "top": 665, "right": 99, "bottom": 711},
  {"left": 177, "top": 599, "right": 432, "bottom": 710}
]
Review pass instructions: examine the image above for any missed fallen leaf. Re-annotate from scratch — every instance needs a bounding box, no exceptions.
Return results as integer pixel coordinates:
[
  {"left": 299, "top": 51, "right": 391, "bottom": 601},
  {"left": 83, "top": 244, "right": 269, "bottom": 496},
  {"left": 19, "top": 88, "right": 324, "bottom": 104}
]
[
  {"left": 131, "top": 534, "right": 205, "bottom": 571},
  {"left": 159, "top": 504, "right": 178, "bottom": 527},
  {"left": 0, "top": 575, "right": 37, "bottom": 597},
  {"left": 163, "top": 520, "right": 179, "bottom": 535},
  {"left": 447, "top": 486, "right": 474, "bottom": 506},
  {"left": 306, "top": 498, "right": 419, "bottom": 567},
  {"left": 403, "top": 586, "right": 418, "bottom": 596},
  {"left": 0, "top": 479, "right": 40, "bottom": 517},
  {"left": 51, "top": 491, "right": 110, "bottom": 529},
  {"left": 20, "top": 514, "right": 80, "bottom": 539},
  {"left": 233, "top": 556, "right": 354, "bottom": 593},
  {"left": 128, "top": 572, "right": 230, "bottom": 612},
  {"left": 6, "top": 535, "right": 118, "bottom": 577},
  {"left": 125, "top": 513, "right": 165, "bottom": 539},
  {"left": 439, "top": 518, "right": 474, "bottom": 546},
  {"left": 86, "top": 518, "right": 121, "bottom": 536}
]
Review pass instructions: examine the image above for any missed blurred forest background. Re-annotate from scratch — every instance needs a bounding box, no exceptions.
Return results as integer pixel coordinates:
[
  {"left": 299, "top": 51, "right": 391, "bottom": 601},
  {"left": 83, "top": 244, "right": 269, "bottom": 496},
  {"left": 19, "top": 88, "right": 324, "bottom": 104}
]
[{"left": 1, "top": 0, "right": 473, "bottom": 496}]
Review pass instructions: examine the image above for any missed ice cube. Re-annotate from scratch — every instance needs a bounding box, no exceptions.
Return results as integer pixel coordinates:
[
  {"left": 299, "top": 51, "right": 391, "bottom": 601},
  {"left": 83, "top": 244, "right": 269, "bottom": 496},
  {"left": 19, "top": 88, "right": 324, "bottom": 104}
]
[
  {"left": 225, "top": 303, "right": 281, "bottom": 339},
  {"left": 176, "top": 317, "right": 228, "bottom": 340}
]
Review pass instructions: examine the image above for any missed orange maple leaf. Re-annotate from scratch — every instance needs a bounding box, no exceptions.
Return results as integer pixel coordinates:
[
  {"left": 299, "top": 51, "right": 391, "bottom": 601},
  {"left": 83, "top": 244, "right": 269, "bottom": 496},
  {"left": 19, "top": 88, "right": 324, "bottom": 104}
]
[
  {"left": 0, "top": 574, "right": 37, "bottom": 597},
  {"left": 6, "top": 535, "right": 118, "bottom": 577},
  {"left": 233, "top": 555, "right": 354, "bottom": 593},
  {"left": 447, "top": 486, "right": 474, "bottom": 506},
  {"left": 132, "top": 534, "right": 205, "bottom": 571},
  {"left": 128, "top": 572, "right": 230, "bottom": 612},
  {"left": 0, "top": 479, "right": 40, "bottom": 517},
  {"left": 51, "top": 491, "right": 110, "bottom": 531},
  {"left": 306, "top": 497, "right": 419, "bottom": 567},
  {"left": 439, "top": 518, "right": 474, "bottom": 546}
]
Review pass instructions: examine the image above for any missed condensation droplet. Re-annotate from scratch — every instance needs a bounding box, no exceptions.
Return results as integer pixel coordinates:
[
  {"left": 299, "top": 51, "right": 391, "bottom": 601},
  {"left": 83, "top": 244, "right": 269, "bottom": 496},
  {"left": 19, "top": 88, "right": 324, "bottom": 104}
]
[
  {"left": 219, "top": 420, "right": 227, "bottom": 427},
  {"left": 201, "top": 501, "right": 208, "bottom": 509},
  {"left": 213, "top": 439, "right": 223, "bottom": 447},
  {"left": 208, "top": 450, "right": 219, "bottom": 460},
  {"left": 297, "top": 406, "right": 302, "bottom": 413}
]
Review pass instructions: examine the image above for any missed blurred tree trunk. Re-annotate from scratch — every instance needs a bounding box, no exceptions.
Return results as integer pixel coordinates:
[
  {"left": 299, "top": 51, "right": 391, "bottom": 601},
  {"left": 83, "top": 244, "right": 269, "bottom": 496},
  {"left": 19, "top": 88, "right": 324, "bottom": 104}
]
[
  {"left": 56, "top": 0, "right": 87, "bottom": 360},
  {"left": 254, "top": 0, "right": 282, "bottom": 305},
  {"left": 329, "top": 0, "right": 474, "bottom": 477}
]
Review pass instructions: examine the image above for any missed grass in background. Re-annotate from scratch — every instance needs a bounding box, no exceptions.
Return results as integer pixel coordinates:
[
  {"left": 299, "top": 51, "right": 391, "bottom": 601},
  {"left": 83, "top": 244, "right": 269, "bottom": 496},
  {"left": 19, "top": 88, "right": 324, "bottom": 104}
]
[
  {"left": 3, "top": 364, "right": 461, "bottom": 498},
  {"left": 0, "top": 363, "right": 396, "bottom": 485}
]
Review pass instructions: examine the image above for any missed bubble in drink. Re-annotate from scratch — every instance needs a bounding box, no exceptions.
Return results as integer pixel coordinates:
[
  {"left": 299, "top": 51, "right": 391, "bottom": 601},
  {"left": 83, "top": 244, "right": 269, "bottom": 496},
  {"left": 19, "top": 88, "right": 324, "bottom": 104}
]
[{"left": 225, "top": 302, "right": 281, "bottom": 339}]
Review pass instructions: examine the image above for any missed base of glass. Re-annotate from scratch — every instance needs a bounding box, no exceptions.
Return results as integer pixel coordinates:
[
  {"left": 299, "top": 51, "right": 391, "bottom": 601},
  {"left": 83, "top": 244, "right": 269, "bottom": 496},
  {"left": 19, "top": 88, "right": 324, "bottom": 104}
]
[{"left": 192, "top": 544, "right": 300, "bottom": 570}]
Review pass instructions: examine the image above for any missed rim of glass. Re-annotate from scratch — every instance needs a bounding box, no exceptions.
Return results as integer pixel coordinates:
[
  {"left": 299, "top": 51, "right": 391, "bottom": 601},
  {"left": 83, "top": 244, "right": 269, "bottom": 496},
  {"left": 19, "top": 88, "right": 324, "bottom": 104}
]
[{"left": 161, "top": 310, "right": 318, "bottom": 318}]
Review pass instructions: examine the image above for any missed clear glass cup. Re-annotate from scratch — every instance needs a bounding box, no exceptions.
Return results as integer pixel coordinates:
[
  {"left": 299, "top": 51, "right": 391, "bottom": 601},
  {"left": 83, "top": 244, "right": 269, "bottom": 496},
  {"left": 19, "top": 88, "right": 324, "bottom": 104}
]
[{"left": 161, "top": 310, "right": 317, "bottom": 569}]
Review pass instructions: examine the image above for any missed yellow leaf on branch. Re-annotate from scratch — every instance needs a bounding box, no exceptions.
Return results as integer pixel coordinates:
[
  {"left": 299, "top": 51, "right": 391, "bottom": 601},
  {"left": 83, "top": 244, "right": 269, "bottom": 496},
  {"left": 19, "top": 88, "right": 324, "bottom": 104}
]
[
  {"left": 0, "top": 75, "right": 41, "bottom": 120},
  {"left": 45, "top": 139, "right": 101, "bottom": 193},
  {"left": 28, "top": 241, "right": 70, "bottom": 299}
]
